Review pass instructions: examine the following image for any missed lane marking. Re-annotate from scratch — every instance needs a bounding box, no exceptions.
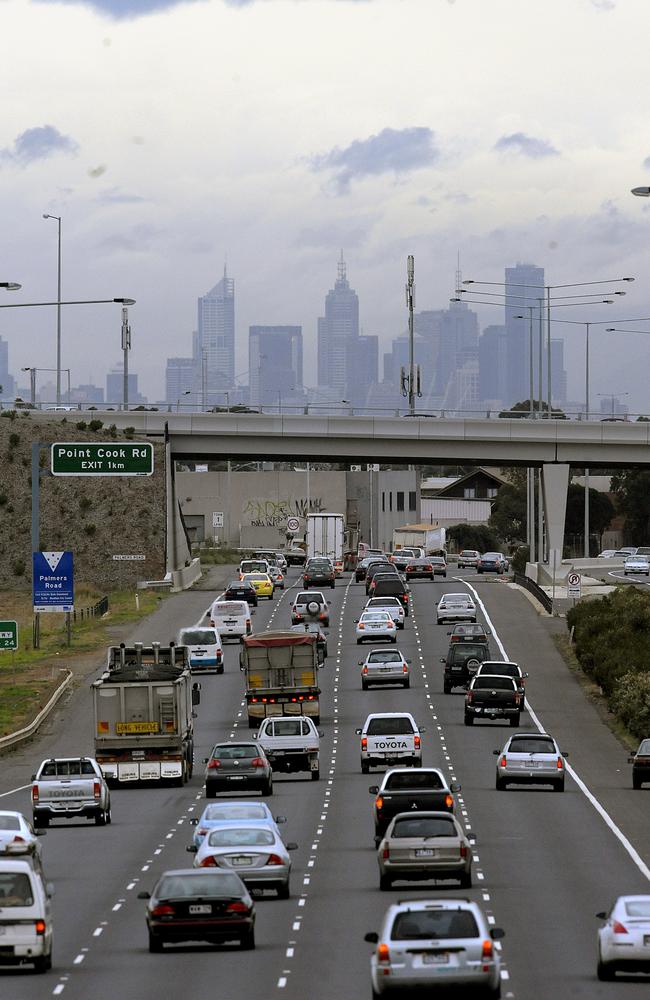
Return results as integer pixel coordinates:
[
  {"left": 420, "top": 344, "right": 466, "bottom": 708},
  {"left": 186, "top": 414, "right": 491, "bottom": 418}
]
[{"left": 0, "top": 783, "right": 30, "bottom": 798}]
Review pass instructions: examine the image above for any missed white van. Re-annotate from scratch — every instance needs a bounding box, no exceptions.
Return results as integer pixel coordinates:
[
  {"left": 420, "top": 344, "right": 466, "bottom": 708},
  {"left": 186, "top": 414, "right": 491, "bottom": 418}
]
[
  {"left": 0, "top": 860, "right": 53, "bottom": 972},
  {"left": 239, "top": 559, "right": 269, "bottom": 578},
  {"left": 177, "top": 626, "right": 224, "bottom": 674},
  {"left": 208, "top": 600, "right": 252, "bottom": 641}
]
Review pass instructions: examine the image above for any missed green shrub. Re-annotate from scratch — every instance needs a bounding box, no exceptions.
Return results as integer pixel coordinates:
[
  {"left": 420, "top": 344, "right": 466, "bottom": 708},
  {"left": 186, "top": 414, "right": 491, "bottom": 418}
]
[
  {"left": 12, "top": 559, "right": 25, "bottom": 576},
  {"left": 108, "top": 424, "right": 117, "bottom": 438},
  {"left": 0, "top": 494, "right": 7, "bottom": 506},
  {"left": 79, "top": 497, "right": 92, "bottom": 512},
  {"left": 84, "top": 524, "right": 97, "bottom": 536},
  {"left": 567, "top": 588, "right": 650, "bottom": 695},
  {"left": 609, "top": 671, "right": 650, "bottom": 742},
  {"left": 88, "top": 419, "right": 103, "bottom": 432},
  {"left": 8, "top": 432, "right": 20, "bottom": 448},
  {"left": 76, "top": 420, "right": 87, "bottom": 430},
  {"left": 123, "top": 426, "right": 135, "bottom": 439},
  {"left": 1, "top": 410, "right": 17, "bottom": 420},
  {"left": 510, "top": 545, "right": 529, "bottom": 574}
]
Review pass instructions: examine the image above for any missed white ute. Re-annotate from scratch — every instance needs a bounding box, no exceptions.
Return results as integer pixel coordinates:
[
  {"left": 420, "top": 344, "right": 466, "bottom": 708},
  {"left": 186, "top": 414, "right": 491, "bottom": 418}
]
[
  {"left": 355, "top": 712, "right": 424, "bottom": 774},
  {"left": 255, "top": 716, "right": 322, "bottom": 781}
]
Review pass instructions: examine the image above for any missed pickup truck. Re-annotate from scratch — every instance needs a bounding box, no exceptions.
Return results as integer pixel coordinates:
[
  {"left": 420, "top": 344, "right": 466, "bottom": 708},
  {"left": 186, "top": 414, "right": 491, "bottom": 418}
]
[
  {"left": 355, "top": 712, "right": 425, "bottom": 774},
  {"left": 31, "top": 757, "right": 112, "bottom": 827},
  {"left": 464, "top": 675, "right": 522, "bottom": 727},
  {"left": 368, "top": 767, "right": 460, "bottom": 846},
  {"left": 255, "top": 716, "right": 323, "bottom": 780}
]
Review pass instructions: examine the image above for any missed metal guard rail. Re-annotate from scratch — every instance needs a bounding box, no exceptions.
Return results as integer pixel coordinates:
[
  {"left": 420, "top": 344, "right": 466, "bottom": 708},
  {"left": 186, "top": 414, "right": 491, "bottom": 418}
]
[{"left": 514, "top": 573, "right": 553, "bottom": 614}]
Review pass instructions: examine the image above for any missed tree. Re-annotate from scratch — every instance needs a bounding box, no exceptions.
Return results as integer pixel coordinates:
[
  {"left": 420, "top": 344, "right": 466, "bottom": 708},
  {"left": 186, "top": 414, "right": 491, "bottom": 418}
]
[
  {"left": 565, "top": 484, "right": 615, "bottom": 541},
  {"left": 488, "top": 481, "right": 527, "bottom": 543},
  {"left": 498, "top": 399, "right": 567, "bottom": 419},
  {"left": 447, "top": 523, "right": 500, "bottom": 553},
  {"left": 610, "top": 470, "right": 650, "bottom": 542}
]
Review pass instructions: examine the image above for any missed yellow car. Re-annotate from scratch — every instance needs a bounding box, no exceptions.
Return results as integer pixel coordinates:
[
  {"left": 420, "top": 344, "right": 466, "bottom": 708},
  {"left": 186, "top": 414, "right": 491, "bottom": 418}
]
[{"left": 242, "top": 573, "right": 274, "bottom": 600}]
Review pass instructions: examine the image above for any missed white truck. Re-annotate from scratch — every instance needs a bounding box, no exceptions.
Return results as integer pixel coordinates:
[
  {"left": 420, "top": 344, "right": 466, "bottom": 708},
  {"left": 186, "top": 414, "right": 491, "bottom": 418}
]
[
  {"left": 31, "top": 756, "right": 112, "bottom": 828},
  {"left": 355, "top": 712, "right": 425, "bottom": 774},
  {"left": 307, "top": 513, "right": 345, "bottom": 576},
  {"left": 392, "top": 523, "right": 446, "bottom": 557},
  {"left": 254, "top": 716, "right": 322, "bottom": 780}
]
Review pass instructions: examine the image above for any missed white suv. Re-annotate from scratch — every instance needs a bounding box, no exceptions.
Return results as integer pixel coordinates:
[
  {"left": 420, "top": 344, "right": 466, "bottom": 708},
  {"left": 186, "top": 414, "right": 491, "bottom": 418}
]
[{"left": 365, "top": 898, "right": 504, "bottom": 998}]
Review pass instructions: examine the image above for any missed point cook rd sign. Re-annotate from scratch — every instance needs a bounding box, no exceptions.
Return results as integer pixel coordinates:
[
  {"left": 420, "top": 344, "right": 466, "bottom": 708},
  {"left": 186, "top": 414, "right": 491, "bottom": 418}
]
[{"left": 51, "top": 442, "right": 154, "bottom": 477}]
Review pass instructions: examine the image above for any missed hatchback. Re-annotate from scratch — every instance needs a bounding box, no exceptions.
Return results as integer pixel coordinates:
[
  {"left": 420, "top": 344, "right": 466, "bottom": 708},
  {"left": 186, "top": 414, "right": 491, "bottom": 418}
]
[
  {"left": 597, "top": 895, "right": 650, "bottom": 980},
  {"left": 377, "top": 811, "right": 474, "bottom": 890},
  {"left": 242, "top": 573, "right": 274, "bottom": 599},
  {"left": 355, "top": 611, "right": 397, "bottom": 644},
  {"left": 457, "top": 549, "right": 481, "bottom": 569},
  {"left": 204, "top": 742, "right": 273, "bottom": 797},
  {"left": 365, "top": 898, "right": 504, "bottom": 998},
  {"left": 494, "top": 732, "right": 568, "bottom": 791},
  {"left": 477, "top": 552, "right": 506, "bottom": 574},
  {"left": 139, "top": 869, "right": 255, "bottom": 952},
  {"left": 360, "top": 649, "right": 410, "bottom": 689}
]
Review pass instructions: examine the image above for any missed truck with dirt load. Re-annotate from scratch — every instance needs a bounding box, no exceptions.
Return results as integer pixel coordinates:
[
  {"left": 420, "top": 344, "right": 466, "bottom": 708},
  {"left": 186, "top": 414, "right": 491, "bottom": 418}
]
[
  {"left": 240, "top": 630, "right": 321, "bottom": 727},
  {"left": 91, "top": 642, "right": 200, "bottom": 785}
]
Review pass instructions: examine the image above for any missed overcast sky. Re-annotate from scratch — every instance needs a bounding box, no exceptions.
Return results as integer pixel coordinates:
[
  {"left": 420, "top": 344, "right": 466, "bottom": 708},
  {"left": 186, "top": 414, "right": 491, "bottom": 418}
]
[{"left": 2, "top": 0, "right": 650, "bottom": 409}]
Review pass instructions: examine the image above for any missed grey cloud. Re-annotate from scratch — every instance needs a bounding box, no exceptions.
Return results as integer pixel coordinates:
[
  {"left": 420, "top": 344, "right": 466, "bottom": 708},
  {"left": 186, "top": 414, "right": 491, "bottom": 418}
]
[
  {"left": 295, "top": 216, "right": 375, "bottom": 249},
  {"left": 311, "top": 127, "right": 440, "bottom": 194},
  {"left": 96, "top": 186, "right": 147, "bottom": 204},
  {"left": 0, "top": 125, "right": 78, "bottom": 166},
  {"left": 35, "top": 1, "right": 205, "bottom": 17},
  {"left": 494, "top": 132, "right": 559, "bottom": 158},
  {"left": 96, "top": 223, "right": 164, "bottom": 253}
]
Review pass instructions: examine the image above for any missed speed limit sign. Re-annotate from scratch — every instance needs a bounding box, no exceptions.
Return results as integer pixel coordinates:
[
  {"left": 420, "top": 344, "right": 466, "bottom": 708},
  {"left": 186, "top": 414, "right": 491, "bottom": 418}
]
[
  {"left": 287, "top": 516, "right": 300, "bottom": 532},
  {"left": 567, "top": 572, "right": 581, "bottom": 598}
]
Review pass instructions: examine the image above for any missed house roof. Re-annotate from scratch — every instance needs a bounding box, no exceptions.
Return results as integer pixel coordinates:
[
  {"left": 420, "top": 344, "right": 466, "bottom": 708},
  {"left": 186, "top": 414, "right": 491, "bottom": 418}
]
[{"left": 430, "top": 467, "right": 508, "bottom": 497}]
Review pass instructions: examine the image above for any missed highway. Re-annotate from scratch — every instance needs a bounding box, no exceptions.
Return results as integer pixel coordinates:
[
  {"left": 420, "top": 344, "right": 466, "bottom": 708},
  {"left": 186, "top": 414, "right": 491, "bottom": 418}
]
[{"left": 1, "top": 567, "right": 649, "bottom": 999}]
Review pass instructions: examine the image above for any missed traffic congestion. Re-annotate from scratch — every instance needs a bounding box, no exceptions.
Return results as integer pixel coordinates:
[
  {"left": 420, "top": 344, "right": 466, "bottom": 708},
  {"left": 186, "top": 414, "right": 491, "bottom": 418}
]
[{"left": 0, "top": 543, "right": 649, "bottom": 999}]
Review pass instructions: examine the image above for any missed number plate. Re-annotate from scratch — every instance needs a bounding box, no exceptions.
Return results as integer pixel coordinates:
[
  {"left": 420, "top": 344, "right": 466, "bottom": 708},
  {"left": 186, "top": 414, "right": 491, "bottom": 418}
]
[
  {"left": 524, "top": 761, "right": 541, "bottom": 768},
  {"left": 423, "top": 952, "right": 447, "bottom": 964},
  {"left": 227, "top": 775, "right": 245, "bottom": 781},
  {"left": 230, "top": 857, "right": 253, "bottom": 866},
  {"left": 189, "top": 904, "right": 212, "bottom": 915},
  {"left": 415, "top": 848, "right": 435, "bottom": 857}
]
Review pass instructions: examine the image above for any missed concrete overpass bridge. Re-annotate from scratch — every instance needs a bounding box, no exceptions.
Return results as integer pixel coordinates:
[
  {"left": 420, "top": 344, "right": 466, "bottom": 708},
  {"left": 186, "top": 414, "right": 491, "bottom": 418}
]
[{"left": 32, "top": 411, "right": 650, "bottom": 586}]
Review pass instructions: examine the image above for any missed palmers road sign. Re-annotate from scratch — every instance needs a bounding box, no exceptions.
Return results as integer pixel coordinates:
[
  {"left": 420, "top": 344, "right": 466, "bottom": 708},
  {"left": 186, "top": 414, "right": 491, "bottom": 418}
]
[{"left": 51, "top": 442, "right": 154, "bottom": 476}]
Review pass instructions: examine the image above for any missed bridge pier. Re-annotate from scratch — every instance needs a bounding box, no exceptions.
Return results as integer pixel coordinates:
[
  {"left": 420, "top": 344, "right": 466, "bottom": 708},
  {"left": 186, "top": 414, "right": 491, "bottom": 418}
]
[
  {"left": 527, "top": 463, "right": 570, "bottom": 586},
  {"left": 165, "top": 432, "right": 202, "bottom": 591}
]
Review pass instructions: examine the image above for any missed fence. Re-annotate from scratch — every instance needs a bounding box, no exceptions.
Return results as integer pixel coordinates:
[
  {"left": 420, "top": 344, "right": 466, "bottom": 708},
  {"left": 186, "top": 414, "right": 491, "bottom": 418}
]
[
  {"left": 71, "top": 596, "right": 108, "bottom": 622},
  {"left": 514, "top": 573, "right": 553, "bottom": 614}
]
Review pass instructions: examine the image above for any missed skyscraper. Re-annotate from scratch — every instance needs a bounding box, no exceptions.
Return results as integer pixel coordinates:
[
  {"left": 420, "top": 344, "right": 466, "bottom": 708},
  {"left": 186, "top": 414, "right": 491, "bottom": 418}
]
[
  {"left": 165, "top": 357, "right": 196, "bottom": 405},
  {"left": 0, "top": 336, "right": 15, "bottom": 401},
  {"left": 504, "top": 263, "right": 545, "bottom": 406},
  {"left": 197, "top": 265, "right": 235, "bottom": 402},
  {"left": 478, "top": 325, "right": 507, "bottom": 405},
  {"left": 249, "top": 326, "right": 303, "bottom": 406},
  {"left": 317, "top": 252, "right": 359, "bottom": 398}
]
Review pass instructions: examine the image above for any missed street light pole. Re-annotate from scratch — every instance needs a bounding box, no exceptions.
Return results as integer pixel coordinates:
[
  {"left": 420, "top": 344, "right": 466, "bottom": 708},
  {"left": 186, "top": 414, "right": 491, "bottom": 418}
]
[
  {"left": 121, "top": 306, "right": 131, "bottom": 410},
  {"left": 406, "top": 255, "right": 415, "bottom": 416},
  {"left": 43, "top": 214, "right": 62, "bottom": 405}
]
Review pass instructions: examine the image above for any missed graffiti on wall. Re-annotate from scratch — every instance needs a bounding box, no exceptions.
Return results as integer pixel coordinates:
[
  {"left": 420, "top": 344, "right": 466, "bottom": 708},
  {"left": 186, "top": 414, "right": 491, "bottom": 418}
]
[{"left": 242, "top": 496, "right": 325, "bottom": 527}]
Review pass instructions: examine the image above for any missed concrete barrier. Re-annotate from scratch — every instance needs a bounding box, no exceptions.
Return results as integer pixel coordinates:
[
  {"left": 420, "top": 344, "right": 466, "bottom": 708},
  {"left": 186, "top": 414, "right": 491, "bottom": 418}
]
[{"left": 171, "top": 557, "right": 202, "bottom": 592}]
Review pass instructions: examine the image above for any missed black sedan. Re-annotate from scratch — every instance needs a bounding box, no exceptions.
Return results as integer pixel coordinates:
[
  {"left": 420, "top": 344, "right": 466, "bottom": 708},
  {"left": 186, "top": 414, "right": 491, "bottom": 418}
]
[
  {"left": 303, "top": 559, "right": 335, "bottom": 589},
  {"left": 629, "top": 738, "right": 650, "bottom": 789},
  {"left": 139, "top": 869, "right": 255, "bottom": 951},
  {"left": 223, "top": 580, "right": 258, "bottom": 607}
]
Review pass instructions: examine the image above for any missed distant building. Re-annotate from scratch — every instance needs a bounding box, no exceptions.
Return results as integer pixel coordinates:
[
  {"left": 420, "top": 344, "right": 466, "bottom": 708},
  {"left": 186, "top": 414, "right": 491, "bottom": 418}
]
[
  {"left": 249, "top": 326, "right": 303, "bottom": 407},
  {"left": 70, "top": 383, "right": 104, "bottom": 405},
  {"left": 478, "top": 325, "right": 507, "bottom": 406},
  {"left": 350, "top": 335, "right": 379, "bottom": 406},
  {"left": 317, "top": 252, "right": 359, "bottom": 398},
  {"left": 106, "top": 366, "right": 146, "bottom": 406},
  {"left": 197, "top": 265, "right": 235, "bottom": 400},
  {"left": 599, "top": 395, "right": 629, "bottom": 418},
  {"left": 166, "top": 357, "right": 196, "bottom": 406},
  {"left": 550, "top": 338, "right": 567, "bottom": 405},
  {"left": 505, "top": 263, "right": 545, "bottom": 406},
  {"left": 0, "top": 336, "right": 15, "bottom": 400}
]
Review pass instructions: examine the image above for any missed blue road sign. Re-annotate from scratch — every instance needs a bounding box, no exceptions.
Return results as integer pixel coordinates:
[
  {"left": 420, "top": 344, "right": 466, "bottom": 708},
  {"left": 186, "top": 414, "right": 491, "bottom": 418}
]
[{"left": 33, "top": 551, "right": 74, "bottom": 612}]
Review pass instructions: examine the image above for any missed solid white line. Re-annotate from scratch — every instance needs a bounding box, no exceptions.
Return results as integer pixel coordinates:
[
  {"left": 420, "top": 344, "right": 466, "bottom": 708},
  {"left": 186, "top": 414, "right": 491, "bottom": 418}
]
[
  {"left": 0, "top": 783, "right": 30, "bottom": 798},
  {"left": 464, "top": 580, "right": 650, "bottom": 883}
]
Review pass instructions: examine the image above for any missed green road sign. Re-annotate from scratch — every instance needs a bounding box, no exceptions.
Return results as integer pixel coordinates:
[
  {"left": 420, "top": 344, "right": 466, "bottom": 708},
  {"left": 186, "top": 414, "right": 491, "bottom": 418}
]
[
  {"left": 0, "top": 621, "right": 18, "bottom": 650},
  {"left": 51, "top": 442, "right": 154, "bottom": 476}
]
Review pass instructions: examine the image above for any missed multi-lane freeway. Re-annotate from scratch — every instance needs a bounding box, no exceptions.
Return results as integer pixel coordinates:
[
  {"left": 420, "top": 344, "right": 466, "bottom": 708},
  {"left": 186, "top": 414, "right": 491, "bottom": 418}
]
[{"left": 1, "top": 567, "right": 648, "bottom": 999}]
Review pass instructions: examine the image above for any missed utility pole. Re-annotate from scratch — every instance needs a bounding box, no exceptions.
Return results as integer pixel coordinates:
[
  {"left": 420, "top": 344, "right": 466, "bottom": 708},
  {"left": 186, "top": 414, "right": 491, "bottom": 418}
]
[{"left": 401, "top": 255, "right": 421, "bottom": 415}]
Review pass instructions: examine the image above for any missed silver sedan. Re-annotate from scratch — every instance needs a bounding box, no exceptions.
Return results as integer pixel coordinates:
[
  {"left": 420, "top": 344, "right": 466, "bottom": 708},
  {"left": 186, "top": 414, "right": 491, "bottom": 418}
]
[
  {"left": 191, "top": 823, "right": 297, "bottom": 898},
  {"left": 0, "top": 811, "right": 45, "bottom": 871},
  {"left": 360, "top": 649, "right": 410, "bottom": 689},
  {"left": 377, "top": 811, "right": 474, "bottom": 890},
  {"left": 355, "top": 611, "right": 398, "bottom": 644},
  {"left": 494, "top": 732, "right": 568, "bottom": 791}
]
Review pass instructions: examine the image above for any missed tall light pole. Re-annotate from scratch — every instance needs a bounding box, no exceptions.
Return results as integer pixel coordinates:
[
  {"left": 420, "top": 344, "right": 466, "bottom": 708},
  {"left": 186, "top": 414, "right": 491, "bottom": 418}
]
[
  {"left": 121, "top": 304, "right": 131, "bottom": 410},
  {"left": 22, "top": 367, "right": 71, "bottom": 406},
  {"left": 406, "top": 255, "right": 415, "bottom": 416},
  {"left": 42, "top": 213, "right": 62, "bottom": 405},
  {"left": 514, "top": 309, "right": 536, "bottom": 561}
]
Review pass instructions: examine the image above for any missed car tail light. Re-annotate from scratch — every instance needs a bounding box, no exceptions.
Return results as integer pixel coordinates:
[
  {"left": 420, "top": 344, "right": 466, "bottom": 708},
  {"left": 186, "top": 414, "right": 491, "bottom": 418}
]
[
  {"left": 12, "top": 835, "right": 26, "bottom": 844},
  {"left": 207, "top": 758, "right": 221, "bottom": 769},
  {"left": 612, "top": 920, "right": 628, "bottom": 934},
  {"left": 31, "top": 785, "right": 39, "bottom": 803},
  {"left": 402, "top": 665, "right": 408, "bottom": 674},
  {"left": 444, "top": 794, "right": 453, "bottom": 809},
  {"left": 93, "top": 781, "right": 101, "bottom": 799},
  {"left": 403, "top": 593, "right": 409, "bottom": 602},
  {"left": 482, "top": 940, "right": 493, "bottom": 959},
  {"left": 358, "top": 623, "right": 365, "bottom": 629},
  {"left": 387, "top": 619, "right": 394, "bottom": 627},
  {"left": 251, "top": 757, "right": 266, "bottom": 768},
  {"left": 500, "top": 756, "right": 507, "bottom": 767},
  {"left": 377, "top": 943, "right": 390, "bottom": 964},
  {"left": 319, "top": 613, "right": 327, "bottom": 621},
  {"left": 266, "top": 854, "right": 284, "bottom": 866},
  {"left": 152, "top": 904, "right": 176, "bottom": 916},
  {"left": 226, "top": 901, "right": 250, "bottom": 913},
  {"left": 382, "top": 847, "right": 390, "bottom": 860},
  {"left": 460, "top": 844, "right": 467, "bottom": 858},
  {"left": 277, "top": 575, "right": 283, "bottom": 582},
  {"left": 197, "top": 828, "right": 208, "bottom": 837},
  {"left": 34, "top": 920, "right": 46, "bottom": 936},
  {"left": 361, "top": 738, "right": 368, "bottom": 751},
  {"left": 362, "top": 666, "right": 368, "bottom": 674},
  {"left": 414, "top": 736, "right": 421, "bottom": 750},
  {"left": 375, "top": 796, "right": 384, "bottom": 811},
  {"left": 466, "top": 691, "right": 474, "bottom": 704},
  {"left": 217, "top": 649, "right": 222, "bottom": 657},
  {"left": 199, "top": 856, "right": 217, "bottom": 867},
  {"left": 557, "top": 757, "right": 564, "bottom": 770}
]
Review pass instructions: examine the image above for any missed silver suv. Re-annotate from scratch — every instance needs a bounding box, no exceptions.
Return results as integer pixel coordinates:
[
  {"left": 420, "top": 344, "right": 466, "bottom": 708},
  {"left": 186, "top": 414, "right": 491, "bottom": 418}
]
[
  {"left": 365, "top": 898, "right": 504, "bottom": 998},
  {"left": 291, "top": 591, "right": 330, "bottom": 627}
]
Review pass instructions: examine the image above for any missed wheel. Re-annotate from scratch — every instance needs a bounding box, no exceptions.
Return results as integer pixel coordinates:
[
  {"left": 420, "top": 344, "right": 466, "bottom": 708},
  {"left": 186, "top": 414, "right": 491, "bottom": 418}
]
[
  {"left": 33, "top": 815, "right": 49, "bottom": 829},
  {"left": 477, "top": 569, "right": 483, "bottom": 574},
  {"left": 510, "top": 715, "right": 520, "bottom": 728},
  {"left": 362, "top": 680, "right": 369, "bottom": 690},
  {"left": 95, "top": 809, "right": 107, "bottom": 826},
  {"left": 597, "top": 959, "right": 615, "bottom": 981},
  {"left": 277, "top": 879, "right": 290, "bottom": 899},
  {"left": 106, "top": 806, "right": 112, "bottom": 824},
  {"left": 379, "top": 873, "right": 392, "bottom": 891},
  {"left": 403, "top": 679, "right": 410, "bottom": 689},
  {"left": 361, "top": 762, "right": 370, "bottom": 774},
  {"left": 496, "top": 777, "right": 507, "bottom": 791},
  {"left": 148, "top": 931, "right": 164, "bottom": 953},
  {"left": 413, "top": 759, "right": 422, "bottom": 767},
  {"left": 486, "top": 982, "right": 502, "bottom": 999},
  {"left": 391, "top": 637, "right": 397, "bottom": 644},
  {"left": 261, "top": 779, "right": 273, "bottom": 796},
  {"left": 357, "top": 639, "right": 362, "bottom": 645},
  {"left": 205, "top": 784, "right": 217, "bottom": 799},
  {"left": 443, "top": 682, "right": 452, "bottom": 694},
  {"left": 633, "top": 774, "right": 642, "bottom": 789},
  {"left": 459, "top": 870, "right": 472, "bottom": 888},
  {"left": 33, "top": 950, "right": 52, "bottom": 973},
  {"left": 442, "top": 573, "right": 447, "bottom": 578},
  {"left": 217, "top": 664, "right": 224, "bottom": 675},
  {"left": 311, "top": 769, "right": 320, "bottom": 781},
  {"left": 553, "top": 780, "right": 565, "bottom": 792},
  {"left": 372, "top": 988, "right": 382, "bottom": 1000},
  {"left": 240, "top": 928, "right": 256, "bottom": 950},
  {"left": 331, "top": 583, "right": 335, "bottom": 589},
  {"left": 464, "top": 714, "right": 474, "bottom": 726}
]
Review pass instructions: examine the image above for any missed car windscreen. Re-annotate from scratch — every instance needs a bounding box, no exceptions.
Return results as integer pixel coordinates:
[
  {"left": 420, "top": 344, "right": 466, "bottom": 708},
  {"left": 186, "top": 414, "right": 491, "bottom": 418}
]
[
  {"left": 156, "top": 874, "right": 244, "bottom": 899},
  {"left": 180, "top": 629, "right": 218, "bottom": 645},
  {"left": 0, "top": 816, "right": 21, "bottom": 831},
  {"left": 638, "top": 739, "right": 650, "bottom": 754},
  {"left": 368, "top": 598, "right": 400, "bottom": 607},
  {"left": 392, "top": 817, "right": 457, "bottom": 839},
  {"left": 366, "top": 718, "right": 414, "bottom": 736},
  {"left": 0, "top": 872, "right": 34, "bottom": 906},
  {"left": 361, "top": 613, "right": 390, "bottom": 621},
  {"left": 384, "top": 771, "right": 443, "bottom": 790},
  {"left": 204, "top": 804, "right": 268, "bottom": 821},
  {"left": 296, "top": 593, "right": 323, "bottom": 604},
  {"left": 244, "top": 574, "right": 268, "bottom": 582},
  {"left": 373, "top": 581, "right": 406, "bottom": 595},
  {"left": 625, "top": 900, "right": 650, "bottom": 917},
  {"left": 270, "top": 720, "right": 306, "bottom": 736},
  {"left": 507, "top": 738, "right": 556, "bottom": 754},
  {"left": 450, "top": 645, "right": 488, "bottom": 661},
  {"left": 207, "top": 828, "right": 275, "bottom": 847},
  {"left": 473, "top": 677, "right": 514, "bottom": 690},
  {"left": 367, "top": 651, "right": 401, "bottom": 663},
  {"left": 483, "top": 553, "right": 501, "bottom": 560},
  {"left": 391, "top": 910, "right": 479, "bottom": 941},
  {"left": 212, "top": 603, "right": 247, "bottom": 616},
  {"left": 307, "top": 561, "right": 331, "bottom": 570},
  {"left": 212, "top": 746, "right": 257, "bottom": 759}
]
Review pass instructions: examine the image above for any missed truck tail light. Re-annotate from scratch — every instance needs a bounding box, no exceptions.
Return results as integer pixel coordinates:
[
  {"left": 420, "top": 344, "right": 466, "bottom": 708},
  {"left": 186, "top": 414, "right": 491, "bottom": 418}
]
[
  {"left": 207, "top": 758, "right": 221, "bottom": 769},
  {"left": 34, "top": 920, "right": 46, "bottom": 936},
  {"left": 414, "top": 736, "right": 421, "bottom": 750},
  {"left": 482, "top": 940, "right": 493, "bottom": 959},
  {"left": 93, "top": 781, "right": 101, "bottom": 799},
  {"left": 377, "top": 943, "right": 390, "bottom": 964},
  {"left": 460, "top": 844, "right": 467, "bottom": 858},
  {"left": 152, "top": 904, "right": 176, "bottom": 916},
  {"left": 32, "top": 785, "right": 39, "bottom": 803},
  {"left": 266, "top": 854, "right": 284, "bottom": 866},
  {"left": 467, "top": 691, "right": 474, "bottom": 704},
  {"left": 199, "top": 855, "right": 217, "bottom": 867},
  {"left": 361, "top": 738, "right": 368, "bottom": 751}
]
